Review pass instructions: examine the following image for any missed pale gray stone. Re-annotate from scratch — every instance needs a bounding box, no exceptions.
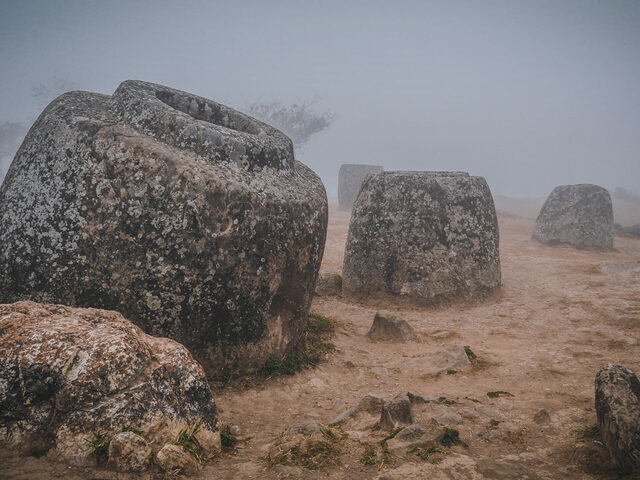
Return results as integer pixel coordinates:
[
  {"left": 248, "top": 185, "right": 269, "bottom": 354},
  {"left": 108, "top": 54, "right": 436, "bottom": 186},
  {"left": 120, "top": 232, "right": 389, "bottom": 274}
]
[{"left": 533, "top": 184, "right": 613, "bottom": 250}]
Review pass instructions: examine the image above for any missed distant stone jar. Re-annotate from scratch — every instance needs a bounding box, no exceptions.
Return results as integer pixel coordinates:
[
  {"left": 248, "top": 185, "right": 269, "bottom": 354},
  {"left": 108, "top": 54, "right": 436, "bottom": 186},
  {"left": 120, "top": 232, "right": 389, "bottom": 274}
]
[
  {"left": 342, "top": 171, "right": 500, "bottom": 304},
  {"left": 0, "top": 80, "right": 328, "bottom": 377},
  {"left": 338, "top": 163, "right": 383, "bottom": 209},
  {"left": 532, "top": 184, "right": 613, "bottom": 250}
]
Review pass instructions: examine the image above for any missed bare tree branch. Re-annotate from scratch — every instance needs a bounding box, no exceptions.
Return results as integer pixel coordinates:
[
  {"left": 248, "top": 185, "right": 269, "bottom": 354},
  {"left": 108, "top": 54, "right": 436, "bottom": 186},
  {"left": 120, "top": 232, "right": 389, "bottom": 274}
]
[{"left": 245, "top": 96, "right": 334, "bottom": 151}]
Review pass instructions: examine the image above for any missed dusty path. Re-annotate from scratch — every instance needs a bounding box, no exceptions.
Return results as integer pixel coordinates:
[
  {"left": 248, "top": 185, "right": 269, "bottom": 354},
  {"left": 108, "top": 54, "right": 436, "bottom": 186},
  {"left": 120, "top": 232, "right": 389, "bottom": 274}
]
[{"left": 2, "top": 200, "right": 639, "bottom": 479}]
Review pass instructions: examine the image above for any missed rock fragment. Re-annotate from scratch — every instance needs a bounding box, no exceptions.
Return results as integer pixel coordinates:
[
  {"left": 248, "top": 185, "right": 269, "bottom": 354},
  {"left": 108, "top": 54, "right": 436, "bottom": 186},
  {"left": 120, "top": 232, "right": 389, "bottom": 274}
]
[
  {"left": 156, "top": 444, "right": 200, "bottom": 475},
  {"left": 315, "top": 272, "right": 343, "bottom": 297},
  {"left": 380, "top": 393, "right": 414, "bottom": 431},
  {"left": 330, "top": 393, "right": 385, "bottom": 425},
  {"left": 107, "top": 431, "right": 152, "bottom": 472},
  {"left": 386, "top": 423, "right": 447, "bottom": 456},
  {"left": 367, "top": 311, "right": 416, "bottom": 343},
  {"left": 533, "top": 408, "right": 551, "bottom": 425}
]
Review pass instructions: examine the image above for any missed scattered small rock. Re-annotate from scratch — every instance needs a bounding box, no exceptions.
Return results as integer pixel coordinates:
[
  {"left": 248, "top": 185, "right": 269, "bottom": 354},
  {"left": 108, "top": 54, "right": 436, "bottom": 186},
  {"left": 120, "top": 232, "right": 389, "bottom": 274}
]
[
  {"left": 386, "top": 423, "right": 447, "bottom": 456},
  {"left": 435, "top": 412, "right": 463, "bottom": 426},
  {"left": 533, "top": 408, "right": 551, "bottom": 425},
  {"left": 315, "top": 272, "right": 343, "bottom": 297},
  {"left": 367, "top": 311, "right": 417, "bottom": 343},
  {"left": 380, "top": 393, "right": 414, "bottom": 431},
  {"left": 156, "top": 443, "right": 200, "bottom": 475},
  {"left": 406, "top": 345, "right": 472, "bottom": 377},
  {"left": 107, "top": 431, "right": 152, "bottom": 472},
  {"left": 330, "top": 393, "right": 384, "bottom": 425},
  {"left": 595, "top": 364, "right": 640, "bottom": 472}
]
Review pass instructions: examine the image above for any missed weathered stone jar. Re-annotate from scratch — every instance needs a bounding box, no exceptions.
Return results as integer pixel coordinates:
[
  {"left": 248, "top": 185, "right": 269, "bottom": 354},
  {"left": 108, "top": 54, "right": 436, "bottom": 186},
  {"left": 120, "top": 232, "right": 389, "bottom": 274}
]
[
  {"left": 0, "top": 80, "right": 328, "bottom": 377},
  {"left": 342, "top": 171, "right": 500, "bottom": 304},
  {"left": 338, "top": 163, "right": 383, "bottom": 209},
  {"left": 532, "top": 184, "right": 613, "bottom": 250}
]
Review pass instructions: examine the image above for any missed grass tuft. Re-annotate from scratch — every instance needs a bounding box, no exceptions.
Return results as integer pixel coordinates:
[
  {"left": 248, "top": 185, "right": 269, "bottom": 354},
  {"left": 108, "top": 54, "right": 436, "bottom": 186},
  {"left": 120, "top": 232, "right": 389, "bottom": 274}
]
[
  {"left": 307, "top": 313, "right": 336, "bottom": 334},
  {"left": 409, "top": 446, "right": 446, "bottom": 464},
  {"left": 121, "top": 424, "right": 143, "bottom": 436},
  {"left": 87, "top": 431, "right": 110, "bottom": 461},
  {"left": 464, "top": 346, "right": 477, "bottom": 362},
  {"left": 267, "top": 424, "right": 345, "bottom": 470},
  {"left": 441, "top": 428, "right": 460, "bottom": 447},
  {"left": 176, "top": 422, "right": 204, "bottom": 461},
  {"left": 486, "top": 391, "right": 513, "bottom": 398},
  {"left": 261, "top": 313, "right": 336, "bottom": 377}
]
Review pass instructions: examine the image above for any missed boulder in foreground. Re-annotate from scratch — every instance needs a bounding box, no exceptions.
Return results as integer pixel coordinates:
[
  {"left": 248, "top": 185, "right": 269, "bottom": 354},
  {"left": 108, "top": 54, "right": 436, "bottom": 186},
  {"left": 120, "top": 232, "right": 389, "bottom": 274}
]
[
  {"left": 0, "top": 80, "right": 328, "bottom": 377},
  {"left": 0, "top": 302, "right": 218, "bottom": 465},
  {"left": 595, "top": 364, "right": 640, "bottom": 472},
  {"left": 532, "top": 184, "right": 613, "bottom": 250}
]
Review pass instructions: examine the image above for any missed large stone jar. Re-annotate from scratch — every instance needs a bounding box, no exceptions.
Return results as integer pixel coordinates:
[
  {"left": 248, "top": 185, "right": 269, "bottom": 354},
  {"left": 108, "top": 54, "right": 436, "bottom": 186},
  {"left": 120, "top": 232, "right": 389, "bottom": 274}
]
[
  {"left": 0, "top": 80, "right": 328, "bottom": 377},
  {"left": 342, "top": 171, "right": 500, "bottom": 304}
]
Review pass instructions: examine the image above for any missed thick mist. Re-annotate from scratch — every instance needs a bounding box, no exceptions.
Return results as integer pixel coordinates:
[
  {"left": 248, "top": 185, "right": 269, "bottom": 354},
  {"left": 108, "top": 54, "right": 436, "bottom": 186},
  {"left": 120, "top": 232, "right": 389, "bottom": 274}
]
[{"left": 1, "top": 0, "right": 639, "bottom": 198}]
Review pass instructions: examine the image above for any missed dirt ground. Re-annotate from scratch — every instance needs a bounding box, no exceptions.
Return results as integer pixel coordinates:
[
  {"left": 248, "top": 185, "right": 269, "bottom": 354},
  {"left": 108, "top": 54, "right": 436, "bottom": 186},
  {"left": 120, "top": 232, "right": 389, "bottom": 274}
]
[{"left": 2, "top": 197, "right": 639, "bottom": 479}]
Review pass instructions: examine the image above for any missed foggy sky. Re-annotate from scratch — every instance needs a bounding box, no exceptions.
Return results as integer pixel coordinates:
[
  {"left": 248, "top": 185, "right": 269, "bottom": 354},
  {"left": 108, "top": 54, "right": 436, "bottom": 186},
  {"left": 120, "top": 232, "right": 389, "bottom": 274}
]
[{"left": 1, "top": 0, "right": 639, "bottom": 197}]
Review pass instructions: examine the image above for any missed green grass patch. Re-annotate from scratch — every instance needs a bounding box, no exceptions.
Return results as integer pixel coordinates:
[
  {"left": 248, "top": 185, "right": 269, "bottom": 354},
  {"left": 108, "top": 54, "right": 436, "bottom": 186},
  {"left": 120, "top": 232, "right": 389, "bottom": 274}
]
[
  {"left": 220, "top": 426, "right": 238, "bottom": 450},
  {"left": 87, "top": 431, "right": 110, "bottom": 461},
  {"left": 464, "top": 346, "right": 477, "bottom": 362},
  {"left": 446, "top": 369, "right": 457, "bottom": 375},
  {"left": 359, "top": 443, "right": 377, "bottom": 465},
  {"left": 409, "top": 446, "right": 446, "bottom": 464},
  {"left": 176, "top": 422, "right": 204, "bottom": 461},
  {"left": 486, "top": 391, "right": 513, "bottom": 398},
  {"left": 261, "top": 313, "right": 336, "bottom": 377},
  {"left": 441, "top": 428, "right": 460, "bottom": 447},
  {"left": 307, "top": 313, "right": 336, "bottom": 334},
  {"left": 382, "top": 426, "right": 405, "bottom": 442},
  {"left": 262, "top": 351, "right": 320, "bottom": 376},
  {"left": 438, "top": 396, "right": 456, "bottom": 405},
  {"left": 120, "top": 424, "right": 143, "bottom": 436}
]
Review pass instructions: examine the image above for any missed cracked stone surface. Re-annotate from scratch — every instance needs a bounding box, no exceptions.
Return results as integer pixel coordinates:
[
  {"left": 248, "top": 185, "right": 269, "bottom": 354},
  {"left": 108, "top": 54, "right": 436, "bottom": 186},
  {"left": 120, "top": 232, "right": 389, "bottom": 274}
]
[
  {"left": 532, "top": 184, "right": 613, "bottom": 250},
  {"left": 0, "top": 80, "right": 328, "bottom": 377},
  {"left": 0, "top": 301, "right": 218, "bottom": 465},
  {"left": 342, "top": 171, "right": 500, "bottom": 304}
]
